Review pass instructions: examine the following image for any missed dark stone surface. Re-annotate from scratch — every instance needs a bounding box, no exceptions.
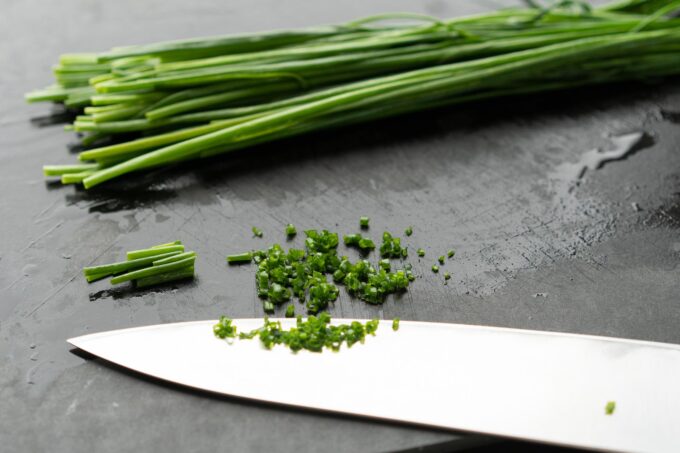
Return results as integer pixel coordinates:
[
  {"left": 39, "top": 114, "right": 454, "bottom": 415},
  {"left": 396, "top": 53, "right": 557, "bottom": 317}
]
[{"left": 1, "top": 1, "right": 679, "bottom": 452}]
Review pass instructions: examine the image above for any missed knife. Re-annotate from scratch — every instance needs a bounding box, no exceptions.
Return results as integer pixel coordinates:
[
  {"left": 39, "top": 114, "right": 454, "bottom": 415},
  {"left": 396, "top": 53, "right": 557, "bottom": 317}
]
[{"left": 68, "top": 319, "right": 680, "bottom": 453}]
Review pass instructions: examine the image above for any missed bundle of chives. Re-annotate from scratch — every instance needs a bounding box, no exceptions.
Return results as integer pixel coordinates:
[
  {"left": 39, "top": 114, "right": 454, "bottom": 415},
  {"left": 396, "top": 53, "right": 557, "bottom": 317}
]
[
  {"left": 28, "top": 0, "right": 680, "bottom": 189},
  {"left": 82, "top": 241, "right": 196, "bottom": 288}
]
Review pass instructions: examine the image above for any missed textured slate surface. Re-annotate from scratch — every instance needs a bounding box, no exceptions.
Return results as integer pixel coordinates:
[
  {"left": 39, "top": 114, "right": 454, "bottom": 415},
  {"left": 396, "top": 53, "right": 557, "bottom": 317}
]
[{"left": 1, "top": 0, "right": 679, "bottom": 452}]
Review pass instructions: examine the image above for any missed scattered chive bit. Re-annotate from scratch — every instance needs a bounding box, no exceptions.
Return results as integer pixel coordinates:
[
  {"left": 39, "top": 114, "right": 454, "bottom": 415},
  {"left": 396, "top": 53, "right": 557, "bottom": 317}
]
[
  {"left": 380, "top": 232, "right": 406, "bottom": 258},
  {"left": 444, "top": 272, "right": 451, "bottom": 281},
  {"left": 359, "top": 216, "right": 370, "bottom": 229},
  {"left": 252, "top": 226, "right": 263, "bottom": 238},
  {"left": 344, "top": 233, "right": 376, "bottom": 253},
  {"left": 238, "top": 228, "right": 414, "bottom": 313},
  {"left": 605, "top": 401, "right": 616, "bottom": 415},
  {"left": 213, "top": 313, "right": 380, "bottom": 352},
  {"left": 404, "top": 226, "right": 413, "bottom": 236},
  {"left": 285, "top": 305, "right": 295, "bottom": 318},
  {"left": 392, "top": 318, "right": 400, "bottom": 331},
  {"left": 213, "top": 316, "right": 237, "bottom": 339},
  {"left": 432, "top": 264, "right": 439, "bottom": 273},
  {"left": 226, "top": 252, "right": 252, "bottom": 264},
  {"left": 447, "top": 249, "right": 456, "bottom": 258},
  {"left": 285, "top": 223, "right": 297, "bottom": 237},
  {"left": 417, "top": 248, "right": 425, "bottom": 257},
  {"left": 82, "top": 240, "right": 195, "bottom": 288},
  {"left": 438, "top": 255, "right": 445, "bottom": 265}
]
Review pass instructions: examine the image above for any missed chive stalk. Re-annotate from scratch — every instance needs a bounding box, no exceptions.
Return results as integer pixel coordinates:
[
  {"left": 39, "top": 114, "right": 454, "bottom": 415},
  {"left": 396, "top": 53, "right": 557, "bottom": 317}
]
[
  {"left": 110, "top": 256, "right": 196, "bottom": 285},
  {"left": 29, "top": 2, "right": 680, "bottom": 189},
  {"left": 126, "top": 244, "right": 185, "bottom": 260}
]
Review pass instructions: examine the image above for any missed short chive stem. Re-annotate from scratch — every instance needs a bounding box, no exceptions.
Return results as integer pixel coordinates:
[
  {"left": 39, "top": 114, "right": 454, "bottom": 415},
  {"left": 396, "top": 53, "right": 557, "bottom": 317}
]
[
  {"left": 152, "top": 251, "right": 197, "bottom": 266},
  {"left": 83, "top": 250, "right": 181, "bottom": 277},
  {"left": 110, "top": 256, "right": 196, "bottom": 285},
  {"left": 136, "top": 266, "right": 195, "bottom": 288},
  {"left": 126, "top": 244, "right": 185, "bottom": 260},
  {"left": 227, "top": 252, "right": 253, "bottom": 264}
]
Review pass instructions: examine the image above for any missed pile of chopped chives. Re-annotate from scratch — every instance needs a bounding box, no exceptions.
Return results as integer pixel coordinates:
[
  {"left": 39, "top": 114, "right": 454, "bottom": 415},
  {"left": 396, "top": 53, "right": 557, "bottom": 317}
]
[
  {"left": 213, "top": 313, "right": 381, "bottom": 353},
  {"left": 27, "top": 1, "right": 680, "bottom": 189},
  {"left": 228, "top": 220, "right": 462, "bottom": 313},
  {"left": 82, "top": 240, "right": 196, "bottom": 288},
  {"left": 228, "top": 225, "right": 415, "bottom": 314}
]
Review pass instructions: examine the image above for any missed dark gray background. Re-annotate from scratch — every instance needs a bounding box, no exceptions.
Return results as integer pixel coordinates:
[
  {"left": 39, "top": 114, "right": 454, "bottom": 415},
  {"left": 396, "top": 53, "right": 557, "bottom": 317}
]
[{"left": 1, "top": 0, "right": 679, "bottom": 452}]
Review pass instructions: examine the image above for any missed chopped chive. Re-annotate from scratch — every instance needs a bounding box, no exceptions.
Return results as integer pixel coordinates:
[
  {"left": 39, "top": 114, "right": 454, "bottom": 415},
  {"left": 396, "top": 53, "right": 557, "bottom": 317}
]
[
  {"left": 227, "top": 252, "right": 253, "bottom": 264},
  {"left": 392, "top": 318, "right": 400, "bottom": 331},
  {"left": 343, "top": 233, "right": 361, "bottom": 246},
  {"left": 444, "top": 272, "right": 451, "bottom": 281},
  {"left": 359, "top": 216, "right": 369, "bottom": 229},
  {"left": 214, "top": 313, "right": 381, "bottom": 352},
  {"left": 285, "top": 223, "right": 297, "bottom": 237},
  {"left": 447, "top": 249, "right": 455, "bottom": 258},
  {"left": 357, "top": 237, "right": 375, "bottom": 251},
  {"left": 417, "top": 248, "right": 425, "bottom": 257},
  {"left": 285, "top": 305, "right": 295, "bottom": 318},
  {"left": 431, "top": 264, "right": 439, "bottom": 273},
  {"left": 213, "top": 316, "right": 238, "bottom": 339},
  {"left": 404, "top": 226, "right": 413, "bottom": 236},
  {"left": 379, "top": 258, "right": 391, "bottom": 271},
  {"left": 252, "top": 226, "right": 263, "bottom": 238},
  {"left": 605, "top": 401, "right": 616, "bottom": 415},
  {"left": 438, "top": 255, "right": 445, "bottom": 265},
  {"left": 380, "top": 232, "right": 405, "bottom": 258}
]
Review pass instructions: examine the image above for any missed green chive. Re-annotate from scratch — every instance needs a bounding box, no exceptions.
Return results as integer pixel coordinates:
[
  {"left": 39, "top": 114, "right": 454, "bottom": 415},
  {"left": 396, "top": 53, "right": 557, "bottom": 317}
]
[
  {"left": 152, "top": 251, "right": 196, "bottom": 266},
  {"left": 417, "top": 248, "right": 425, "bottom": 257},
  {"left": 432, "top": 264, "right": 439, "bottom": 273},
  {"left": 438, "top": 255, "right": 445, "bottom": 265},
  {"left": 126, "top": 244, "right": 184, "bottom": 260},
  {"left": 285, "top": 223, "right": 297, "bottom": 237},
  {"left": 252, "top": 226, "right": 263, "bottom": 238},
  {"left": 83, "top": 250, "right": 181, "bottom": 278},
  {"left": 392, "top": 318, "right": 400, "bottom": 331},
  {"left": 360, "top": 216, "right": 369, "bottom": 228},
  {"left": 136, "top": 266, "right": 195, "bottom": 288},
  {"left": 214, "top": 313, "right": 382, "bottom": 352},
  {"left": 227, "top": 252, "right": 253, "bottom": 264},
  {"left": 404, "top": 226, "right": 413, "bottom": 236},
  {"left": 447, "top": 249, "right": 455, "bottom": 258},
  {"left": 605, "top": 401, "right": 616, "bottom": 415},
  {"left": 110, "top": 256, "right": 195, "bottom": 285}
]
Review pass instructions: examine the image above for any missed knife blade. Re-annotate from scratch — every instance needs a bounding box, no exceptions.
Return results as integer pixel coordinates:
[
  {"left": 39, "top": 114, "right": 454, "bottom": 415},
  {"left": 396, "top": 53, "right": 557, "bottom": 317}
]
[{"left": 68, "top": 319, "right": 680, "bottom": 453}]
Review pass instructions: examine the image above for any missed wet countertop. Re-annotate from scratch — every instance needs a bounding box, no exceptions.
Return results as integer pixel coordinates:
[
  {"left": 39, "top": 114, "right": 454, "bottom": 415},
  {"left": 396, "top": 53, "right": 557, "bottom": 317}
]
[{"left": 1, "top": 1, "right": 679, "bottom": 452}]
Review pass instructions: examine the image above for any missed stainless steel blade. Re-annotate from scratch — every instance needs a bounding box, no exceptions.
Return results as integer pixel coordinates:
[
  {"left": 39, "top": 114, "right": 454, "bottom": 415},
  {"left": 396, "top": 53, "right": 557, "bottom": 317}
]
[{"left": 68, "top": 319, "right": 680, "bottom": 452}]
